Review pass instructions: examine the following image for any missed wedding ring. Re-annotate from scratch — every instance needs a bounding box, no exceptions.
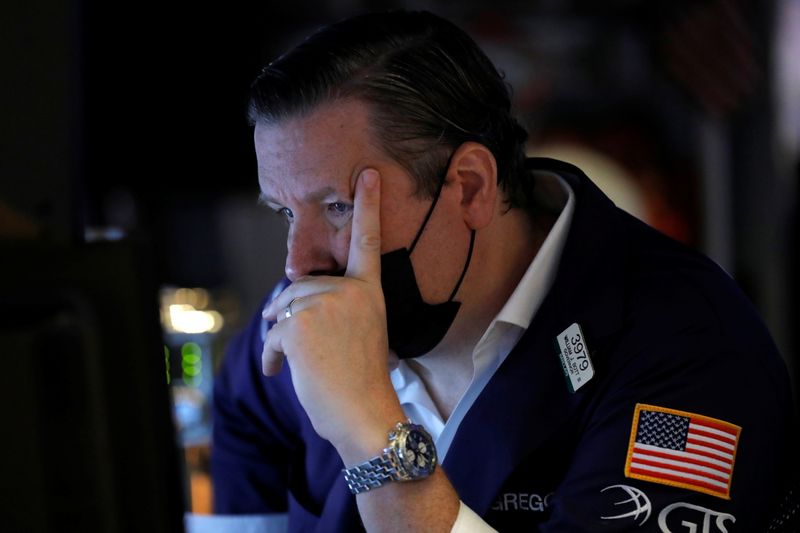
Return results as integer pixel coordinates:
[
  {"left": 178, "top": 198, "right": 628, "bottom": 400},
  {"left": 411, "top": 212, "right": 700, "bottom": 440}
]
[{"left": 284, "top": 297, "right": 299, "bottom": 319}]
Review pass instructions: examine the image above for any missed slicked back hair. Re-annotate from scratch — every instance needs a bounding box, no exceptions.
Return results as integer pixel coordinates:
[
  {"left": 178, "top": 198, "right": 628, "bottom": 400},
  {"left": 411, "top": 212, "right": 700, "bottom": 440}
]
[{"left": 248, "top": 10, "right": 532, "bottom": 207}]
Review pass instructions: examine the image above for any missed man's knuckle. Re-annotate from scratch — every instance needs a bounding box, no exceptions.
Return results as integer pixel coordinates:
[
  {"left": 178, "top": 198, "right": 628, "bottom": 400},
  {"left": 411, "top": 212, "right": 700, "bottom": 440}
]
[{"left": 359, "top": 233, "right": 380, "bottom": 250}]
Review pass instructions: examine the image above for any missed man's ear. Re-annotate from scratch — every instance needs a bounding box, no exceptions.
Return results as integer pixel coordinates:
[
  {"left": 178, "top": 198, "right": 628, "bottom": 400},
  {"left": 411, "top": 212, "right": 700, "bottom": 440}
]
[{"left": 447, "top": 142, "right": 498, "bottom": 230}]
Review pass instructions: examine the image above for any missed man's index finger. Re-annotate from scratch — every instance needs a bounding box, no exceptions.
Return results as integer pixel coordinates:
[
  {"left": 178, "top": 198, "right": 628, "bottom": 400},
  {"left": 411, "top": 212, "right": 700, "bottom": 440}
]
[{"left": 345, "top": 169, "right": 381, "bottom": 281}]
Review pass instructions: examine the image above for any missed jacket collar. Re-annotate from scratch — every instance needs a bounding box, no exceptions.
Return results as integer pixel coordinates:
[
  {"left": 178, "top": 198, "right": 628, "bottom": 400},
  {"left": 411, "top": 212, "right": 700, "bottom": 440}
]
[{"left": 444, "top": 158, "right": 632, "bottom": 513}]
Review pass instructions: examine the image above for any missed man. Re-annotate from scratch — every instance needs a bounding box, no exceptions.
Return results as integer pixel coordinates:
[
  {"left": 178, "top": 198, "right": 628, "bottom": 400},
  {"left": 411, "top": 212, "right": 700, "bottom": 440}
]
[{"left": 210, "top": 10, "right": 795, "bottom": 532}]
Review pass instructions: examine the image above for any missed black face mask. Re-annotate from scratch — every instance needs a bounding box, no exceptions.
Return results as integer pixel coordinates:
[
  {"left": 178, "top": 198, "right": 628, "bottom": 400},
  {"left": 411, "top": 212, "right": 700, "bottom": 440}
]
[{"left": 380, "top": 168, "right": 476, "bottom": 359}]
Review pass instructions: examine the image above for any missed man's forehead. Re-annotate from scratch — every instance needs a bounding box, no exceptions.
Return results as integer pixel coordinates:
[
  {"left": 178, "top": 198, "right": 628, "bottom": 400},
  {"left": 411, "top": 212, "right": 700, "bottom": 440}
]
[
  {"left": 254, "top": 125, "right": 358, "bottom": 188},
  {"left": 254, "top": 102, "right": 394, "bottom": 199}
]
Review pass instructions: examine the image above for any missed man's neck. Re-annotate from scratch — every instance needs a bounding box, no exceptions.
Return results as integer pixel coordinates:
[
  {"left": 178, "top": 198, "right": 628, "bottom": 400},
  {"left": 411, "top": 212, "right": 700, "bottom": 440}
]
[{"left": 407, "top": 203, "right": 552, "bottom": 419}]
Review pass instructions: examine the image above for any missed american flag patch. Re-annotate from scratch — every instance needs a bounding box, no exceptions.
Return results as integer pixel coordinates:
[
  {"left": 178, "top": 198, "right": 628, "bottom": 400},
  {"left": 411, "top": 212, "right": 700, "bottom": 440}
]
[{"left": 624, "top": 404, "right": 741, "bottom": 500}]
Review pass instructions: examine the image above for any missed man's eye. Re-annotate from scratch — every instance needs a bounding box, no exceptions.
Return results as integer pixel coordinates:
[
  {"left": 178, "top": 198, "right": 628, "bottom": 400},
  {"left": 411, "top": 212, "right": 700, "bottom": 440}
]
[
  {"left": 275, "top": 207, "right": 294, "bottom": 221},
  {"left": 327, "top": 202, "right": 352, "bottom": 217}
]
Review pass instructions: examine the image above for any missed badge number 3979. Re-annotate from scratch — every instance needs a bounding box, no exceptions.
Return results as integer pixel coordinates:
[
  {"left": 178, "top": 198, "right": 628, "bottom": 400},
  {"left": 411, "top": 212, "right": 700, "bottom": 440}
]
[{"left": 556, "top": 323, "right": 595, "bottom": 393}]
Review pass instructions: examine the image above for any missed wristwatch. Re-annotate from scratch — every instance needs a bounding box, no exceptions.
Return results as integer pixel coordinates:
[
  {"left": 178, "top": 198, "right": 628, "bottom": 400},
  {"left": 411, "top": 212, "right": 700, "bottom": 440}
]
[{"left": 342, "top": 421, "right": 437, "bottom": 495}]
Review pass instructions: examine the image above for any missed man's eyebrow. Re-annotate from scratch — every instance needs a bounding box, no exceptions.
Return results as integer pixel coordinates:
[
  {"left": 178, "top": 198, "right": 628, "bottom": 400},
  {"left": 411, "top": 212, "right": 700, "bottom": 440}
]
[{"left": 258, "top": 186, "right": 345, "bottom": 206}]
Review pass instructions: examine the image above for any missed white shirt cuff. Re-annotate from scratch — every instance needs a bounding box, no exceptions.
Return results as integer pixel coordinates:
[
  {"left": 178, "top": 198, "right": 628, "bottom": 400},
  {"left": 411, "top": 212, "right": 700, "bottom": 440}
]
[
  {"left": 184, "top": 513, "right": 288, "bottom": 533},
  {"left": 451, "top": 501, "right": 498, "bottom": 533}
]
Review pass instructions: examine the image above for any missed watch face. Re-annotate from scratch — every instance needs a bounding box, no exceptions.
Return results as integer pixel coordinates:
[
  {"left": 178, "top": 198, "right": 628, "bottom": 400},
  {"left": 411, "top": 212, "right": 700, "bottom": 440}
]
[{"left": 396, "top": 425, "right": 437, "bottom": 479}]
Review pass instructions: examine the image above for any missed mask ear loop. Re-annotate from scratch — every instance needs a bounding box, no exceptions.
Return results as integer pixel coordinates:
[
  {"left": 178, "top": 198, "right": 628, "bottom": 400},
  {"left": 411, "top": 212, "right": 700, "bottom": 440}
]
[
  {"left": 408, "top": 152, "right": 455, "bottom": 255},
  {"left": 447, "top": 229, "right": 476, "bottom": 301},
  {"left": 406, "top": 150, "right": 476, "bottom": 302}
]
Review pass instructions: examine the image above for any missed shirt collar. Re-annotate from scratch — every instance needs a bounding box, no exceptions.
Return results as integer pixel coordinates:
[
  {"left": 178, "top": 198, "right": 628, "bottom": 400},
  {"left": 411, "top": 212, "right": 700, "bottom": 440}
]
[{"left": 477, "top": 171, "right": 575, "bottom": 337}]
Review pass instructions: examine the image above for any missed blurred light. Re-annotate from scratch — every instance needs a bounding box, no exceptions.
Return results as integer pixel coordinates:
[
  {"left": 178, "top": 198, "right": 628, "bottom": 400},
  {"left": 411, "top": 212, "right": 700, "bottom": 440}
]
[
  {"left": 84, "top": 226, "right": 126, "bottom": 242},
  {"left": 529, "top": 143, "right": 649, "bottom": 223},
  {"left": 174, "top": 287, "right": 210, "bottom": 310},
  {"left": 160, "top": 287, "right": 224, "bottom": 334},
  {"left": 168, "top": 304, "right": 223, "bottom": 334}
]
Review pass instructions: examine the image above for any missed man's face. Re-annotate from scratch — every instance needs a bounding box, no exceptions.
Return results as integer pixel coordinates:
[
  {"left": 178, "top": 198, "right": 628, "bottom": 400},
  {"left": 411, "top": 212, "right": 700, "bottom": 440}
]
[{"left": 254, "top": 98, "right": 470, "bottom": 303}]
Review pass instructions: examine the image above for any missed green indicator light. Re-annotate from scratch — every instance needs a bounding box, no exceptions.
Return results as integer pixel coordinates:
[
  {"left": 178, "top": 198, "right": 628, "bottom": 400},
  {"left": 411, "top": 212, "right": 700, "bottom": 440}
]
[
  {"left": 182, "top": 364, "right": 201, "bottom": 377},
  {"left": 181, "top": 342, "right": 203, "bottom": 387},
  {"left": 181, "top": 342, "right": 201, "bottom": 357}
]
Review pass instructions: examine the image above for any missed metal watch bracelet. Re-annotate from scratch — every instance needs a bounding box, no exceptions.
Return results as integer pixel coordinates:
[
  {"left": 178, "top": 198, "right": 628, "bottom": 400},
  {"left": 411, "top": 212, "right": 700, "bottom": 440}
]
[{"left": 343, "top": 453, "right": 398, "bottom": 494}]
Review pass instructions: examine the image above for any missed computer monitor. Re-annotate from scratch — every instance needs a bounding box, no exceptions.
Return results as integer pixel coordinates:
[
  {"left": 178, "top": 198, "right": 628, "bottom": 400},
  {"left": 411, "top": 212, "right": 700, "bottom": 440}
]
[{"left": 0, "top": 239, "right": 186, "bottom": 533}]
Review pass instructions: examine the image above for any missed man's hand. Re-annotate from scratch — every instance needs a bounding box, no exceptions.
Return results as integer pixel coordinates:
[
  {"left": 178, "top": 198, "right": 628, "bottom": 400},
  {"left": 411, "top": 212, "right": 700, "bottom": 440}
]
[{"left": 261, "top": 168, "right": 405, "bottom": 463}]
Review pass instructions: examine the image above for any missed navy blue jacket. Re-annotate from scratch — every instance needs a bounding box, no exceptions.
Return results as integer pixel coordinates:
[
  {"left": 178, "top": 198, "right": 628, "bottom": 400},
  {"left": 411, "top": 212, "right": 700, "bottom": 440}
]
[{"left": 211, "top": 159, "right": 794, "bottom": 531}]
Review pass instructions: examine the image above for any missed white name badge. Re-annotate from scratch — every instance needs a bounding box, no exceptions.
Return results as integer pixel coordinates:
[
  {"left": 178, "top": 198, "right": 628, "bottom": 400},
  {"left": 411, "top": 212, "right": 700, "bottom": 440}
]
[{"left": 556, "top": 323, "right": 594, "bottom": 392}]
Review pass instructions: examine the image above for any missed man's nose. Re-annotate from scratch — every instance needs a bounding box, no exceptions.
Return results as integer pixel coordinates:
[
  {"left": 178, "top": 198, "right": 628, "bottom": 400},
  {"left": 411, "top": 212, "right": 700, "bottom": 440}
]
[{"left": 284, "top": 223, "right": 339, "bottom": 281}]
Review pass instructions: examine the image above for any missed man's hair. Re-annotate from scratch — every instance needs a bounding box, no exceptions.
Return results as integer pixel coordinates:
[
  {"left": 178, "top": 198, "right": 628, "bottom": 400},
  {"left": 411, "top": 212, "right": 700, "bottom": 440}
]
[{"left": 248, "top": 10, "right": 532, "bottom": 207}]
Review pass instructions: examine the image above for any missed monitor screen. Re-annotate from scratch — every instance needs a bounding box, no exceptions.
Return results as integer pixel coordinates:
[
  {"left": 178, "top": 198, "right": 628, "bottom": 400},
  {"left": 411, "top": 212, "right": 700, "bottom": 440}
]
[{"left": 0, "top": 239, "right": 186, "bottom": 533}]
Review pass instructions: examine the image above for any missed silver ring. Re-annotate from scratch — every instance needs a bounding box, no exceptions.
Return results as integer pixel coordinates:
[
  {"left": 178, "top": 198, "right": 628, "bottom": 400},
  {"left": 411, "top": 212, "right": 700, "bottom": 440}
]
[{"left": 284, "top": 297, "right": 299, "bottom": 319}]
